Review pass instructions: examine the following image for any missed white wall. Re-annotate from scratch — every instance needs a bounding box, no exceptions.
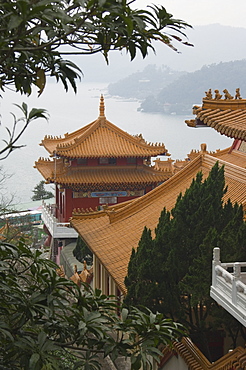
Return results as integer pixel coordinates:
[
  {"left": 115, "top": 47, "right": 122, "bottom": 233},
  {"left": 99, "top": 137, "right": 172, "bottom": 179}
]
[{"left": 160, "top": 354, "right": 188, "bottom": 370}]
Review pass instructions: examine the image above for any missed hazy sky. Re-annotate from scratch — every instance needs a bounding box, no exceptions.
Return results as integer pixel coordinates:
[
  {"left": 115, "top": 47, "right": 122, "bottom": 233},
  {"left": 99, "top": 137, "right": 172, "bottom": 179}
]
[{"left": 135, "top": 1, "right": 246, "bottom": 29}]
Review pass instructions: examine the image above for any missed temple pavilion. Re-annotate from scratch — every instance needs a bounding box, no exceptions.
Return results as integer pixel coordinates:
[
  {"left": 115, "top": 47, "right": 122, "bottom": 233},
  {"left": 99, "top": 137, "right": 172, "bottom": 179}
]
[
  {"left": 186, "top": 87, "right": 246, "bottom": 154},
  {"left": 35, "top": 95, "right": 171, "bottom": 254}
]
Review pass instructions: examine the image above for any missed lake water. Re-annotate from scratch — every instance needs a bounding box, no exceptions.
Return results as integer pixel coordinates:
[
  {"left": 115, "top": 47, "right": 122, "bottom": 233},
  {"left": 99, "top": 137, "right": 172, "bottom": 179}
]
[{"left": 0, "top": 82, "right": 232, "bottom": 204}]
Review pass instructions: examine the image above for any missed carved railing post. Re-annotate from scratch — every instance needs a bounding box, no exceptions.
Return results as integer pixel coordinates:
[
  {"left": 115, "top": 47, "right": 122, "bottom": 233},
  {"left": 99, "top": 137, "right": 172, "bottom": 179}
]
[
  {"left": 212, "top": 247, "right": 221, "bottom": 287},
  {"left": 232, "top": 262, "right": 240, "bottom": 305}
]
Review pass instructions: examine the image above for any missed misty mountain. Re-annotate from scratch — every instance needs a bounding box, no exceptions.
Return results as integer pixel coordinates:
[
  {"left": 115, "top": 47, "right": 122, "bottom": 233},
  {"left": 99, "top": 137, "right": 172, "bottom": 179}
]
[
  {"left": 107, "top": 65, "right": 186, "bottom": 99},
  {"left": 77, "top": 24, "right": 246, "bottom": 83},
  {"left": 140, "top": 59, "right": 246, "bottom": 114}
]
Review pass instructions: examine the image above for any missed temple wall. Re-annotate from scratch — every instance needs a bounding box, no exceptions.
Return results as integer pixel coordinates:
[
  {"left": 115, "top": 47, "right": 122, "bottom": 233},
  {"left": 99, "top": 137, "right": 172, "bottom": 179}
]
[{"left": 58, "top": 188, "right": 153, "bottom": 222}]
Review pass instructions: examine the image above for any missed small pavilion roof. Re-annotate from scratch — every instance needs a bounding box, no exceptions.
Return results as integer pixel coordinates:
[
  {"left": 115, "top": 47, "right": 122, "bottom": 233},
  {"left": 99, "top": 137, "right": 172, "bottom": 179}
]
[
  {"left": 40, "top": 95, "right": 169, "bottom": 158},
  {"left": 34, "top": 157, "right": 171, "bottom": 190},
  {"left": 185, "top": 89, "right": 246, "bottom": 140},
  {"left": 70, "top": 149, "right": 246, "bottom": 294},
  {"left": 162, "top": 337, "right": 246, "bottom": 370}
]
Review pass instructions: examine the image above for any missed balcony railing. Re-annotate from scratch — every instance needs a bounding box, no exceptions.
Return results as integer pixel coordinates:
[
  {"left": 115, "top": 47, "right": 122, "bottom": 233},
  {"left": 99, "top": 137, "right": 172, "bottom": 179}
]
[
  {"left": 210, "top": 247, "right": 246, "bottom": 327},
  {"left": 42, "top": 201, "right": 78, "bottom": 239}
]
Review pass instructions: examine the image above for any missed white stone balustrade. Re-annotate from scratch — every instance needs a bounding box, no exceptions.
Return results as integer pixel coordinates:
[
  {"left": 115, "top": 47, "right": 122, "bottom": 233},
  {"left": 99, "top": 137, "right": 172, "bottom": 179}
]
[
  {"left": 42, "top": 201, "right": 78, "bottom": 239},
  {"left": 210, "top": 247, "right": 246, "bottom": 327}
]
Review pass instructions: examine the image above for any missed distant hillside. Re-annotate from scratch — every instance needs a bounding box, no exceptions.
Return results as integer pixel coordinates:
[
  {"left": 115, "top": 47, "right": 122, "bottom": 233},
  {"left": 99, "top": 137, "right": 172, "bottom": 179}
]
[
  {"left": 108, "top": 65, "right": 186, "bottom": 99},
  {"left": 78, "top": 24, "right": 246, "bottom": 83},
  {"left": 140, "top": 59, "right": 246, "bottom": 114}
]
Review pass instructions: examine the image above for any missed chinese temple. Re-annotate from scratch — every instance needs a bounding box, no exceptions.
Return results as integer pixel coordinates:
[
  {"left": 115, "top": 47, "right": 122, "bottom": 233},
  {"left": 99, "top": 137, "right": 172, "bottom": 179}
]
[
  {"left": 34, "top": 95, "right": 170, "bottom": 224},
  {"left": 69, "top": 89, "right": 246, "bottom": 367},
  {"left": 70, "top": 89, "right": 246, "bottom": 297}
]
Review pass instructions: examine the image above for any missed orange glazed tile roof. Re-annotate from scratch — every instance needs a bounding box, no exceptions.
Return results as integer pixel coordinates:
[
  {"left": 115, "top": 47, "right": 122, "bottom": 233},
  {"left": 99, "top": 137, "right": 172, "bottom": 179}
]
[
  {"left": 161, "top": 337, "right": 246, "bottom": 370},
  {"left": 34, "top": 158, "right": 170, "bottom": 190},
  {"left": 40, "top": 95, "right": 169, "bottom": 158},
  {"left": 71, "top": 151, "right": 246, "bottom": 294},
  {"left": 185, "top": 89, "right": 246, "bottom": 140}
]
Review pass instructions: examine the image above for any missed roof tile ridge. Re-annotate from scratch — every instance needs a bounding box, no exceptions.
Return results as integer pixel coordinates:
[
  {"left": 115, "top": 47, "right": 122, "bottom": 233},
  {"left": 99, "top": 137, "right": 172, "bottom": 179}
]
[
  {"left": 108, "top": 154, "right": 204, "bottom": 224},
  {"left": 209, "top": 110, "right": 246, "bottom": 126},
  {"left": 35, "top": 156, "right": 52, "bottom": 163},
  {"left": 41, "top": 134, "right": 63, "bottom": 142},
  {"left": 40, "top": 122, "right": 95, "bottom": 148},
  {"left": 173, "top": 337, "right": 210, "bottom": 368},
  {"left": 211, "top": 346, "right": 246, "bottom": 369},
  {"left": 230, "top": 148, "right": 246, "bottom": 158},
  {"left": 203, "top": 153, "right": 246, "bottom": 181},
  {"left": 71, "top": 203, "right": 122, "bottom": 222},
  {"left": 104, "top": 118, "right": 167, "bottom": 152},
  {"left": 141, "top": 163, "right": 171, "bottom": 174},
  {"left": 62, "top": 121, "right": 95, "bottom": 139},
  {"left": 71, "top": 206, "right": 106, "bottom": 219},
  {"left": 56, "top": 119, "right": 101, "bottom": 153},
  {"left": 203, "top": 110, "right": 233, "bottom": 124},
  {"left": 211, "top": 147, "right": 231, "bottom": 157},
  {"left": 33, "top": 157, "right": 52, "bottom": 168},
  {"left": 197, "top": 108, "right": 213, "bottom": 118},
  {"left": 198, "top": 107, "right": 218, "bottom": 116},
  {"left": 173, "top": 338, "right": 246, "bottom": 369}
]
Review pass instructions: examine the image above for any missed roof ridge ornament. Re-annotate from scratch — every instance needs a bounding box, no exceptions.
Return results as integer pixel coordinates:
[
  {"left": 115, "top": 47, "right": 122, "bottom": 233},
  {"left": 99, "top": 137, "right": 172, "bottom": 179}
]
[
  {"left": 99, "top": 94, "right": 105, "bottom": 117},
  {"left": 98, "top": 94, "right": 106, "bottom": 127},
  {"left": 204, "top": 88, "right": 242, "bottom": 101}
]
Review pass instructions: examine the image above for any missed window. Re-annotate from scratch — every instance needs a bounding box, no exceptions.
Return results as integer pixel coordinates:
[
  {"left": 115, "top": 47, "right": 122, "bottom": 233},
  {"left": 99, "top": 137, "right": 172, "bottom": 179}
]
[
  {"left": 99, "top": 157, "right": 116, "bottom": 165},
  {"left": 127, "top": 157, "right": 137, "bottom": 164},
  {"left": 109, "top": 158, "right": 116, "bottom": 165},
  {"left": 77, "top": 158, "right": 87, "bottom": 165}
]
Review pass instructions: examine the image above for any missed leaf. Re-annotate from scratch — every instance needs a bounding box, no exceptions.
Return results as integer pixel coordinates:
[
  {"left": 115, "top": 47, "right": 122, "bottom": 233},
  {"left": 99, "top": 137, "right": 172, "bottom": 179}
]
[
  {"left": 128, "top": 41, "right": 136, "bottom": 60},
  {"left": 28, "top": 108, "right": 49, "bottom": 122},
  {"left": 123, "top": 16, "right": 134, "bottom": 36},
  {"left": 149, "top": 311, "right": 156, "bottom": 324},
  {"left": 38, "top": 331, "right": 47, "bottom": 348},
  {"left": 29, "top": 353, "right": 40, "bottom": 369},
  {"left": 8, "top": 15, "right": 23, "bottom": 30},
  {"left": 121, "top": 307, "right": 128, "bottom": 322},
  {"left": 36, "top": 68, "right": 46, "bottom": 96}
]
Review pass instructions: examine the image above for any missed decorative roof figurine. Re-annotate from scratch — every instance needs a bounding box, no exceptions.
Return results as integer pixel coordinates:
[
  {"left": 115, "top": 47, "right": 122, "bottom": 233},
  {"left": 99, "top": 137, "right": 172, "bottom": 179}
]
[
  {"left": 205, "top": 89, "right": 212, "bottom": 100},
  {"left": 223, "top": 89, "right": 233, "bottom": 100},
  {"left": 214, "top": 89, "right": 222, "bottom": 100},
  {"left": 235, "top": 88, "right": 242, "bottom": 100}
]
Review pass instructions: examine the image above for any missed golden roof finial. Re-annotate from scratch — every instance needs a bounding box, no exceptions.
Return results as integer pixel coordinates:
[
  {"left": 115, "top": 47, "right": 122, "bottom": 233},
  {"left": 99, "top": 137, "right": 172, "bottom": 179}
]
[
  {"left": 200, "top": 143, "right": 207, "bottom": 153},
  {"left": 99, "top": 94, "right": 105, "bottom": 117}
]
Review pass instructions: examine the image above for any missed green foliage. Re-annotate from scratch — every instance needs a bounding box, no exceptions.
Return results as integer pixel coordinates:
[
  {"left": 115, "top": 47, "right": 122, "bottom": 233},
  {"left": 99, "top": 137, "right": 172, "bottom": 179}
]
[
  {"left": 0, "top": 240, "right": 185, "bottom": 369},
  {"left": 0, "top": 103, "right": 48, "bottom": 160},
  {"left": 31, "top": 180, "right": 54, "bottom": 201},
  {"left": 73, "top": 236, "right": 93, "bottom": 265},
  {"left": 0, "top": 0, "right": 191, "bottom": 96},
  {"left": 125, "top": 162, "right": 246, "bottom": 358}
]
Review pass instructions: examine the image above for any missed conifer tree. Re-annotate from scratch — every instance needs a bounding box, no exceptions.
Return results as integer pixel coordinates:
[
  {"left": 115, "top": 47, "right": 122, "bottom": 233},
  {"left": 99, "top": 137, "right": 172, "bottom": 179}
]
[
  {"left": 125, "top": 162, "right": 246, "bottom": 360},
  {"left": 124, "top": 227, "right": 157, "bottom": 309},
  {"left": 31, "top": 181, "right": 54, "bottom": 201}
]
